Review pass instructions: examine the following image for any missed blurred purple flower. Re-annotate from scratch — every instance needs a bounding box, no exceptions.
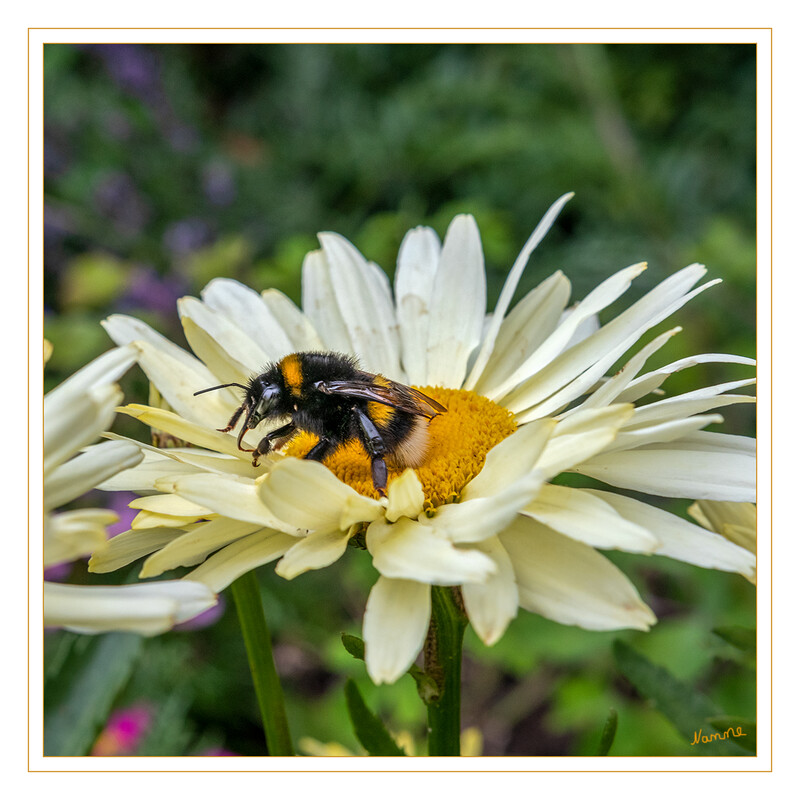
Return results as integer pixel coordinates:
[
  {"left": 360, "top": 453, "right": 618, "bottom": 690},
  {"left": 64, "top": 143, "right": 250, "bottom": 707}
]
[
  {"left": 82, "top": 44, "right": 199, "bottom": 153},
  {"left": 122, "top": 266, "right": 189, "bottom": 318},
  {"left": 88, "top": 44, "right": 162, "bottom": 101},
  {"left": 91, "top": 704, "right": 153, "bottom": 756},
  {"left": 43, "top": 561, "right": 72, "bottom": 582},
  {"left": 199, "top": 747, "right": 239, "bottom": 757},
  {"left": 93, "top": 171, "right": 151, "bottom": 236},
  {"left": 105, "top": 491, "right": 139, "bottom": 538},
  {"left": 203, "top": 162, "right": 237, "bottom": 207},
  {"left": 163, "top": 218, "right": 213, "bottom": 257}
]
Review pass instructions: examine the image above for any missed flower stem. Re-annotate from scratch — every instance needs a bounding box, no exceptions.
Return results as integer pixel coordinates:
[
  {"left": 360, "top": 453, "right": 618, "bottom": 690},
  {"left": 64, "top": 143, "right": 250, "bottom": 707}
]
[
  {"left": 230, "top": 570, "right": 294, "bottom": 756},
  {"left": 425, "top": 586, "right": 467, "bottom": 756}
]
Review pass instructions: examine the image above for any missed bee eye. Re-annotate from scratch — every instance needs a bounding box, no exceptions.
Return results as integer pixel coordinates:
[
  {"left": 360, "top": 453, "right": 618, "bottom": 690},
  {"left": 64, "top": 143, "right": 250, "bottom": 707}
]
[{"left": 253, "top": 385, "right": 281, "bottom": 418}]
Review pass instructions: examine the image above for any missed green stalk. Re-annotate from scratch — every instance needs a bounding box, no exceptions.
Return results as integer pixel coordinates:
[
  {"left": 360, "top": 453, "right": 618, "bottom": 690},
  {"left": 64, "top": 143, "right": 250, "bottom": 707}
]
[
  {"left": 425, "top": 586, "right": 468, "bottom": 756},
  {"left": 230, "top": 571, "right": 294, "bottom": 755}
]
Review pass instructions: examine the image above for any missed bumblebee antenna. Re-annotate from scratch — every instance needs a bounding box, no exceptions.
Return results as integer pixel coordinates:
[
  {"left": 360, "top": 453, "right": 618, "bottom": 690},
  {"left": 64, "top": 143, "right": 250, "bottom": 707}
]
[{"left": 193, "top": 382, "right": 249, "bottom": 397}]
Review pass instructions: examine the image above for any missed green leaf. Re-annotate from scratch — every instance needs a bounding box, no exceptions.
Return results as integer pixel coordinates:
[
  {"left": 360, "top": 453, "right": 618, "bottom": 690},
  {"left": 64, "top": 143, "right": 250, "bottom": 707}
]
[
  {"left": 709, "top": 716, "right": 756, "bottom": 754},
  {"left": 596, "top": 708, "right": 618, "bottom": 755},
  {"left": 341, "top": 632, "right": 365, "bottom": 661},
  {"left": 343, "top": 679, "right": 406, "bottom": 756},
  {"left": 44, "top": 632, "right": 143, "bottom": 756},
  {"left": 613, "top": 640, "right": 750, "bottom": 756},
  {"left": 713, "top": 626, "right": 756, "bottom": 652}
]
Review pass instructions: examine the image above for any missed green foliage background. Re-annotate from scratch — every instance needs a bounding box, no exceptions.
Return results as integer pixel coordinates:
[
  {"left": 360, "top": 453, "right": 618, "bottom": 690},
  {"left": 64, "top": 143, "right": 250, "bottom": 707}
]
[{"left": 43, "top": 42, "right": 756, "bottom": 757}]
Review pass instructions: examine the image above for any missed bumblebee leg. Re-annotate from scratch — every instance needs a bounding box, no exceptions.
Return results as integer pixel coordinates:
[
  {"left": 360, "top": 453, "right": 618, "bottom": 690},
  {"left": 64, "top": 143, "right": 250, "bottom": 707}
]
[
  {"left": 251, "top": 422, "right": 296, "bottom": 467},
  {"left": 304, "top": 437, "right": 336, "bottom": 461},
  {"left": 218, "top": 403, "right": 245, "bottom": 434},
  {"left": 352, "top": 406, "right": 389, "bottom": 496}
]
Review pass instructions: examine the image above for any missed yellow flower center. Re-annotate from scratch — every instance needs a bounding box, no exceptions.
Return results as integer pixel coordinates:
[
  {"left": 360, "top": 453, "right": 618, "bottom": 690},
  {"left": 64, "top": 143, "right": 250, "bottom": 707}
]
[{"left": 282, "top": 387, "right": 517, "bottom": 509}]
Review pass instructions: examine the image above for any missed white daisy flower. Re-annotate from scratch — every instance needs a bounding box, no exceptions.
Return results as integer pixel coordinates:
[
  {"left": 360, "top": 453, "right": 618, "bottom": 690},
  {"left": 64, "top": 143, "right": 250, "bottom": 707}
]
[
  {"left": 93, "top": 194, "right": 755, "bottom": 681},
  {"left": 44, "top": 343, "right": 217, "bottom": 636}
]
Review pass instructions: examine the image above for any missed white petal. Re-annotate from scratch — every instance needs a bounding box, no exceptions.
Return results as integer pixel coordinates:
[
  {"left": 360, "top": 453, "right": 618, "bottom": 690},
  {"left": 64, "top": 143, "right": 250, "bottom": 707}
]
[
  {"left": 89, "top": 527, "right": 185, "bottom": 574},
  {"left": 624, "top": 379, "right": 755, "bottom": 429},
  {"left": 487, "top": 262, "right": 647, "bottom": 402},
  {"left": 318, "top": 232, "right": 403, "bottom": 379},
  {"left": 558, "top": 307, "right": 601, "bottom": 350},
  {"left": 301, "top": 248, "right": 354, "bottom": 353},
  {"left": 425, "top": 214, "right": 486, "bottom": 388},
  {"left": 616, "top": 353, "right": 757, "bottom": 403},
  {"left": 535, "top": 404, "right": 634, "bottom": 477},
  {"left": 118, "top": 404, "right": 251, "bottom": 459},
  {"left": 257, "top": 458, "right": 384, "bottom": 533},
  {"left": 126, "top": 337, "right": 240, "bottom": 429},
  {"left": 385, "top": 469, "right": 425, "bottom": 523},
  {"left": 473, "top": 271, "right": 571, "bottom": 395},
  {"left": 261, "top": 289, "right": 323, "bottom": 351},
  {"left": 178, "top": 297, "right": 264, "bottom": 382},
  {"left": 572, "top": 444, "right": 756, "bottom": 501},
  {"left": 461, "top": 537, "right": 518, "bottom": 645},
  {"left": 521, "top": 484, "right": 658, "bottom": 551},
  {"left": 103, "top": 314, "right": 199, "bottom": 371},
  {"left": 508, "top": 268, "right": 720, "bottom": 418},
  {"left": 363, "top": 576, "right": 431, "bottom": 684},
  {"left": 162, "top": 471, "right": 299, "bottom": 532},
  {"left": 97, "top": 447, "right": 209, "bottom": 493},
  {"left": 394, "top": 225, "right": 441, "bottom": 385},
  {"left": 588, "top": 490, "right": 756, "bottom": 579},
  {"left": 130, "top": 508, "right": 202, "bottom": 530},
  {"left": 201, "top": 278, "right": 295, "bottom": 361},
  {"left": 158, "top": 448, "right": 264, "bottom": 477},
  {"left": 99, "top": 434, "right": 264, "bottom": 488},
  {"left": 465, "top": 193, "right": 573, "bottom": 390},
  {"left": 45, "top": 441, "right": 143, "bottom": 511},
  {"left": 102, "top": 329, "right": 240, "bottom": 443},
  {"left": 183, "top": 528, "right": 296, "bottom": 591},
  {"left": 500, "top": 516, "right": 656, "bottom": 631},
  {"left": 44, "top": 344, "right": 137, "bottom": 408},
  {"left": 671, "top": 430, "right": 755, "bottom": 455},
  {"left": 44, "top": 509, "right": 116, "bottom": 567},
  {"left": 44, "top": 580, "right": 217, "bottom": 636},
  {"left": 606, "top": 414, "right": 724, "bottom": 452},
  {"left": 367, "top": 517, "right": 497, "bottom": 584},
  {"left": 461, "top": 418, "right": 556, "bottom": 501},
  {"left": 275, "top": 528, "right": 352, "bottom": 579},
  {"left": 568, "top": 327, "right": 681, "bottom": 413},
  {"left": 424, "top": 473, "right": 545, "bottom": 544},
  {"left": 139, "top": 519, "right": 263, "bottom": 577},
  {"left": 44, "top": 383, "right": 120, "bottom": 477},
  {"left": 129, "top": 493, "right": 211, "bottom": 517}
]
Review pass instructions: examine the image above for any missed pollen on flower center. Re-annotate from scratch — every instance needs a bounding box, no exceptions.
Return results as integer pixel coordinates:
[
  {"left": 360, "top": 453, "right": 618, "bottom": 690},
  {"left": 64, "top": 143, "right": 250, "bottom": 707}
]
[{"left": 282, "top": 387, "right": 517, "bottom": 509}]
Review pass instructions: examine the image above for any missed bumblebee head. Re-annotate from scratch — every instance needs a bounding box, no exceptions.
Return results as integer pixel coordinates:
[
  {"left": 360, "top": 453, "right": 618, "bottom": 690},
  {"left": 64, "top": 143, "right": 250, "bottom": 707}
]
[
  {"left": 243, "top": 379, "right": 282, "bottom": 429},
  {"left": 193, "top": 377, "right": 283, "bottom": 446}
]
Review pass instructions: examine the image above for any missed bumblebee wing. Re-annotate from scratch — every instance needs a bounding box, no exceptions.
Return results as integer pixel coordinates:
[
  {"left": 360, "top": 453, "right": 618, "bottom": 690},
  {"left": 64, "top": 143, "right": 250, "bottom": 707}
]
[{"left": 316, "top": 378, "right": 446, "bottom": 418}]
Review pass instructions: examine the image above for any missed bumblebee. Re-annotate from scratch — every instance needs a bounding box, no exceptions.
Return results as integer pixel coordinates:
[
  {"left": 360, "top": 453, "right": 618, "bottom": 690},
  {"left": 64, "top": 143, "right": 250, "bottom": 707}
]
[{"left": 194, "top": 351, "right": 446, "bottom": 495}]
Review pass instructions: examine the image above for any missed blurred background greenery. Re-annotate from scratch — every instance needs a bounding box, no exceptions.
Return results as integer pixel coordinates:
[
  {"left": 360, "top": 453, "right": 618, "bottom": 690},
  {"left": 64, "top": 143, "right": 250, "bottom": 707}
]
[{"left": 43, "top": 42, "right": 756, "bottom": 757}]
